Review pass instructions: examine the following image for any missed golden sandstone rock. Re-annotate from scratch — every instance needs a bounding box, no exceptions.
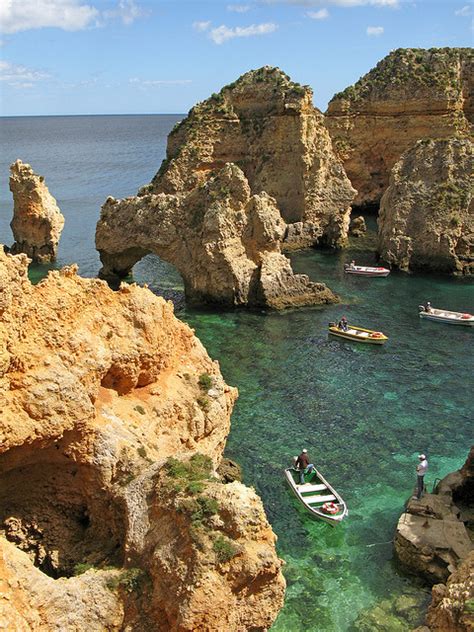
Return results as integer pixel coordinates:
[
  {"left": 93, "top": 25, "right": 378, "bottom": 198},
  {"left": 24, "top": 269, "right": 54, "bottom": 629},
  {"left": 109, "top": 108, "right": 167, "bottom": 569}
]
[
  {"left": 9, "top": 160, "right": 65, "bottom": 263},
  {"left": 326, "top": 48, "right": 473, "bottom": 209},
  {"left": 378, "top": 138, "right": 473, "bottom": 274},
  {"left": 96, "top": 66, "right": 355, "bottom": 307},
  {"left": 0, "top": 249, "right": 285, "bottom": 630}
]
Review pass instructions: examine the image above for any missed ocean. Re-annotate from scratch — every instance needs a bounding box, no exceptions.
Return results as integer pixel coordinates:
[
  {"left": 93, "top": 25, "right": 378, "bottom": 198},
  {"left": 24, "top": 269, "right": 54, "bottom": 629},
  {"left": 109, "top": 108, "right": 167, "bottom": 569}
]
[{"left": 1, "top": 114, "right": 472, "bottom": 631}]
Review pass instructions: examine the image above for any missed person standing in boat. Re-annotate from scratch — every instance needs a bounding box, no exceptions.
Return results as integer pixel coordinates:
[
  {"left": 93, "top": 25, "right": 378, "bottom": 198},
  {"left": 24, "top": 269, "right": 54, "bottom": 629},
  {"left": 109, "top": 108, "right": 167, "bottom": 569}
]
[
  {"left": 426, "top": 302, "right": 432, "bottom": 313},
  {"left": 338, "top": 316, "right": 348, "bottom": 332},
  {"left": 295, "top": 449, "right": 315, "bottom": 484},
  {"left": 414, "top": 453, "right": 428, "bottom": 500}
]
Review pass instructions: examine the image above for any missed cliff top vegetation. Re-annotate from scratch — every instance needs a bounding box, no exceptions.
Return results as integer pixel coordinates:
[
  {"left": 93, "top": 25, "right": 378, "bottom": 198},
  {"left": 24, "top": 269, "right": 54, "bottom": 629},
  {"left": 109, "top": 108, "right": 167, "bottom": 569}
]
[{"left": 330, "top": 47, "right": 473, "bottom": 104}]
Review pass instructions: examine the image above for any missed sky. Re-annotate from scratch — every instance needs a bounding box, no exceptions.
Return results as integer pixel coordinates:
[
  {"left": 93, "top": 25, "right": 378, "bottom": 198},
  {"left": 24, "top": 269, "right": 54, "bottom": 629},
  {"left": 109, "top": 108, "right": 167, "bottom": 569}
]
[{"left": 0, "top": 0, "right": 472, "bottom": 116}]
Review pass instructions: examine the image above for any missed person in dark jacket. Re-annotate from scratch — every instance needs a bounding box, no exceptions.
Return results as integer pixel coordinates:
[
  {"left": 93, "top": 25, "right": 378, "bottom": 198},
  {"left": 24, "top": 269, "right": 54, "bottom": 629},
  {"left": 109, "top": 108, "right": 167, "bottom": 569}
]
[{"left": 295, "top": 449, "right": 315, "bottom": 484}]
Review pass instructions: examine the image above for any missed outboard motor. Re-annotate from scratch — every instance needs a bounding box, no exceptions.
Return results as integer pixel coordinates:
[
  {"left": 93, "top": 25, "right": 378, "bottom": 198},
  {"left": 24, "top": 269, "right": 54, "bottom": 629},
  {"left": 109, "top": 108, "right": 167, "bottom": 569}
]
[
  {"left": 292, "top": 456, "right": 298, "bottom": 469},
  {"left": 418, "top": 304, "right": 426, "bottom": 312},
  {"left": 329, "top": 321, "right": 336, "bottom": 327}
]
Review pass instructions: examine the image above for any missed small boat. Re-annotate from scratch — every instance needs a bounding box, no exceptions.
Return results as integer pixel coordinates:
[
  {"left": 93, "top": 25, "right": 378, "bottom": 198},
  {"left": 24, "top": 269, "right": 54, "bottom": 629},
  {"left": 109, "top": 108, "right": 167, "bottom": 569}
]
[
  {"left": 419, "top": 306, "right": 474, "bottom": 326},
  {"left": 344, "top": 263, "right": 390, "bottom": 277},
  {"left": 328, "top": 323, "right": 388, "bottom": 344},
  {"left": 284, "top": 466, "right": 348, "bottom": 524}
]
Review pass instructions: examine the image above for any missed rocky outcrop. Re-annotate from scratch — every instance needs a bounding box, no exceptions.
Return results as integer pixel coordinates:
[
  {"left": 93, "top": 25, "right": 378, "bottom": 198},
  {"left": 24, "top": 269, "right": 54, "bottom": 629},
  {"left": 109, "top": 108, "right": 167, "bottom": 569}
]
[
  {"left": 349, "top": 215, "right": 367, "bottom": 237},
  {"left": 395, "top": 449, "right": 474, "bottom": 632},
  {"left": 377, "top": 138, "right": 473, "bottom": 274},
  {"left": 0, "top": 249, "right": 285, "bottom": 630},
  {"left": 326, "top": 48, "right": 473, "bottom": 208},
  {"left": 9, "top": 159, "right": 65, "bottom": 263},
  {"left": 97, "top": 162, "right": 337, "bottom": 308},
  {"left": 150, "top": 66, "right": 355, "bottom": 248}
]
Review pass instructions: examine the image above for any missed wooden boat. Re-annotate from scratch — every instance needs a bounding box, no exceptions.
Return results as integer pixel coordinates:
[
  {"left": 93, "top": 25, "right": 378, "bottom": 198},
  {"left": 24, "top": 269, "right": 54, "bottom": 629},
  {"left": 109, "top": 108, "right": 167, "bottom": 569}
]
[
  {"left": 328, "top": 324, "right": 388, "bottom": 344},
  {"left": 284, "top": 466, "right": 348, "bottom": 524},
  {"left": 419, "top": 307, "right": 474, "bottom": 326},
  {"left": 344, "top": 264, "right": 390, "bottom": 277}
]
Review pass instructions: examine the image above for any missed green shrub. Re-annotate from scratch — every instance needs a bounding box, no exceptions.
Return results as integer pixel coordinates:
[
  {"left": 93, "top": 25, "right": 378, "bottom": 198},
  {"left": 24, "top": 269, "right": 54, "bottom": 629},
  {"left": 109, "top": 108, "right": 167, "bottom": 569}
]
[
  {"left": 197, "top": 396, "right": 210, "bottom": 411},
  {"left": 106, "top": 568, "right": 148, "bottom": 594},
  {"left": 165, "top": 453, "right": 213, "bottom": 482},
  {"left": 73, "top": 562, "right": 95, "bottom": 576},
  {"left": 134, "top": 405, "right": 146, "bottom": 415},
  {"left": 137, "top": 446, "right": 147, "bottom": 458},
  {"left": 198, "top": 373, "right": 213, "bottom": 390},
  {"left": 213, "top": 535, "right": 239, "bottom": 563}
]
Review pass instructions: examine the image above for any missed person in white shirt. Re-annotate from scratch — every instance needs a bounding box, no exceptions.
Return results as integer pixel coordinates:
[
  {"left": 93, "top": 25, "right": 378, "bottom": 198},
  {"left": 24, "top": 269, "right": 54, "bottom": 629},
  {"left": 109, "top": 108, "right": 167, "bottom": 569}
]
[{"left": 415, "top": 454, "right": 428, "bottom": 499}]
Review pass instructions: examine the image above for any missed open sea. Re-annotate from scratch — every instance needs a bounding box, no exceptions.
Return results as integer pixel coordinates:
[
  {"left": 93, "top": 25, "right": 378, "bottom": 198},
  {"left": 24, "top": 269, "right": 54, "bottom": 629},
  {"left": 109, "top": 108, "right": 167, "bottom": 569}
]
[{"left": 1, "top": 115, "right": 473, "bottom": 631}]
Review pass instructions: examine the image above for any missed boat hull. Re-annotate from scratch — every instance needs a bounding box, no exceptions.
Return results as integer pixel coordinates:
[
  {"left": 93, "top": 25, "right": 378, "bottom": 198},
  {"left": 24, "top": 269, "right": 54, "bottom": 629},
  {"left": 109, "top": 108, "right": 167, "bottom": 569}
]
[
  {"left": 284, "top": 467, "right": 348, "bottom": 525},
  {"left": 344, "top": 267, "right": 390, "bottom": 278},
  {"left": 328, "top": 325, "right": 388, "bottom": 344},
  {"left": 419, "top": 311, "right": 474, "bottom": 326}
]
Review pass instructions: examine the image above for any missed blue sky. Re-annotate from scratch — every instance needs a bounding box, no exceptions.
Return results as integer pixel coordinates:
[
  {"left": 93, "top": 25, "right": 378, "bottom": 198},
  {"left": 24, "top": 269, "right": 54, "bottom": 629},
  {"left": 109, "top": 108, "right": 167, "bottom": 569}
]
[{"left": 0, "top": 0, "right": 472, "bottom": 116}]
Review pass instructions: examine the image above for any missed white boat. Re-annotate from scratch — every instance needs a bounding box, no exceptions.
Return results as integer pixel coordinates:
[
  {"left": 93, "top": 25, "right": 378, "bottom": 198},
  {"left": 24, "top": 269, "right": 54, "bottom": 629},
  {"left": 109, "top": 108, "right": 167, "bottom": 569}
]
[
  {"left": 419, "top": 306, "right": 474, "bottom": 326},
  {"left": 284, "top": 466, "right": 348, "bottom": 525},
  {"left": 344, "top": 264, "right": 390, "bottom": 277}
]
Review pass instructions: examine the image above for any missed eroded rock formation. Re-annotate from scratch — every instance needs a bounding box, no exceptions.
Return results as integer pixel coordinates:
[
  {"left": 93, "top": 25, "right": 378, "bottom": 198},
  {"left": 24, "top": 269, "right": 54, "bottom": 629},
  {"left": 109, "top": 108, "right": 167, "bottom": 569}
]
[
  {"left": 378, "top": 137, "right": 473, "bottom": 274},
  {"left": 97, "top": 162, "right": 337, "bottom": 308},
  {"left": 395, "top": 448, "right": 474, "bottom": 632},
  {"left": 9, "top": 159, "right": 65, "bottom": 263},
  {"left": 0, "top": 249, "right": 285, "bottom": 630},
  {"left": 149, "top": 66, "right": 355, "bottom": 248},
  {"left": 326, "top": 48, "right": 473, "bottom": 208}
]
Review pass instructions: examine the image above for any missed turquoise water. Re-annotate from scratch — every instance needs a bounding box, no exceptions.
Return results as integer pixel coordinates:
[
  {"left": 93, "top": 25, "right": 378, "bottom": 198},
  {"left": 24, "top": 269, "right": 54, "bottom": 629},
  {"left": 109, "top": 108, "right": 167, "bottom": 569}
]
[
  {"left": 1, "top": 116, "right": 473, "bottom": 631},
  {"left": 181, "top": 246, "right": 473, "bottom": 631}
]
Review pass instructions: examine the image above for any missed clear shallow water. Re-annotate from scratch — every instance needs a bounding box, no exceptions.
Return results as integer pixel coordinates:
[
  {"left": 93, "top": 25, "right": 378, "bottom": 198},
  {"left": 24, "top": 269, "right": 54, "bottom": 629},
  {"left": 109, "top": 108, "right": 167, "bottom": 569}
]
[{"left": 1, "top": 116, "right": 473, "bottom": 631}]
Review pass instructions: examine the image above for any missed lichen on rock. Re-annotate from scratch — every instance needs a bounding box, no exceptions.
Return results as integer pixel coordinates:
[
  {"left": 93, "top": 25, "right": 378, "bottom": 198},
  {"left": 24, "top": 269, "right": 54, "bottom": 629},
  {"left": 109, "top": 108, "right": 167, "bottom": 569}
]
[
  {"left": 377, "top": 137, "right": 473, "bottom": 274},
  {"left": 326, "top": 47, "right": 473, "bottom": 209},
  {"left": 9, "top": 159, "right": 65, "bottom": 263},
  {"left": 0, "top": 249, "right": 285, "bottom": 630}
]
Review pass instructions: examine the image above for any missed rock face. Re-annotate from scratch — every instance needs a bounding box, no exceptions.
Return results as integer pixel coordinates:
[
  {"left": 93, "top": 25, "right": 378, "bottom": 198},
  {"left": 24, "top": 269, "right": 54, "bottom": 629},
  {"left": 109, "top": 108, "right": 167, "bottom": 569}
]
[
  {"left": 97, "top": 162, "right": 337, "bottom": 308},
  {"left": 395, "top": 449, "right": 474, "bottom": 632},
  {"left": 326, "top": 48, "right": 473, "bottom": 208},
  {"left": 377, "top": 138, "right": 473, "bottom": 274},
  {"left": 150, "top": 66, "right": 355, "bottom": 247},
  {"left": 0, "top": 249, "right": 285, "bottom": 630},
  {"left": 9, "top": 159, "right": 65, "bottom": 263}
]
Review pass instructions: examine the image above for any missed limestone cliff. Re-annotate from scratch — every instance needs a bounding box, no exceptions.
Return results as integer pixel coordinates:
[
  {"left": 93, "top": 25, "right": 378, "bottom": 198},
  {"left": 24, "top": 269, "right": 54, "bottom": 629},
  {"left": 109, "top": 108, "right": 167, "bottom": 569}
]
[
  {"left": 0, "top": 249, "right": 285, "bottom": 630},
  {"left": 150, "top": 66, "right": 355, "bottom": 248},
  {"left": 377, "top": 137, "right": 473, "bottom": 274},
  {"left": 97, "top": 162, "right": 337, "bottom": 308},
  {"left": 326, "top": 48, "right": 473, "bottom": 208},
  {"left": 9, "top": 159, "right": 65, "bottom": 263}
]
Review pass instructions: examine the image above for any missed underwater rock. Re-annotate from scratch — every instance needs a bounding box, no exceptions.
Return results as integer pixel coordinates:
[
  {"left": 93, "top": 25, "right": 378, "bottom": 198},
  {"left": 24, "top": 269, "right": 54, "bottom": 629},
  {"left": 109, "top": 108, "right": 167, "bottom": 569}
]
[{"left": 9, "top": 159, "right": 65, "bottom": 263}]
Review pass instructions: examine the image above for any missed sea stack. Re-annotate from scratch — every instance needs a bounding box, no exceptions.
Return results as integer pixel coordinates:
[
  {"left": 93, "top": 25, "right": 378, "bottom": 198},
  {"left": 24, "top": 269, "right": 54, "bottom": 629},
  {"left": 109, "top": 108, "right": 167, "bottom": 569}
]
[
  {"left": 0, "top": 248, "right": 285, "bottom": 630},
  {"left": 326, "top": 48, "right": 473, "bottom": 209},
  {"left": 378, "top": 137, "right": 473, "bottom": 274},
  {"left": 96, "top": 66, "right": 353, "bottom": 307},
  {"left": 9, "top": 159, "right": 65, "bottom": 263}
]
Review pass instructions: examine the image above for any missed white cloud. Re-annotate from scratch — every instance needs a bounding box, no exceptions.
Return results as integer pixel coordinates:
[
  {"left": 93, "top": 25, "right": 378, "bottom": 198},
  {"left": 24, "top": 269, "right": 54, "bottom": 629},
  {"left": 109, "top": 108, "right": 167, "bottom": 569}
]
[
  {"left": 193, "top": 20, "right": 211, "bottom": 32},
  {"left": 0, "top": 60, "right": 51, "bottom": 84},
  {"left": 366, "top": 25, "right": 384, "bottom": 35},
  {"left": 102, "top": 0, "right": 147, "bottom": 25},
  {"left": 209, "top": 22, "right": 278, "bottom": 44},
  {"left": 0, "top": 0, "right": 147, "bottom": 34},
  {"left": 455, "top": 5, "right": 471, "bottom": 16},
  {"left": 129, "top": 78, "right": 192, "bottom": 88},
  {"left": 0, "top": 0, "right": 99, "bottom": 34},
  {"left": 227, "top": 4, "right": 251, "bottom": 11},
  {"left": 306, "top": 8, "right": 329, "bottom": 18}
]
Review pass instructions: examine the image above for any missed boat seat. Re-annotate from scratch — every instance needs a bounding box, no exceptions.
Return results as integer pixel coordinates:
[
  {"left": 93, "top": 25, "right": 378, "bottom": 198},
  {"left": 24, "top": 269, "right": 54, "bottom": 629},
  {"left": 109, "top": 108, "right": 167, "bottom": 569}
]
[
  {"left": 298, "top": 484, "right": 327, "bottom": 493},
  {"left": 304, "top": 494, "right": 337, "bottom": 505}
]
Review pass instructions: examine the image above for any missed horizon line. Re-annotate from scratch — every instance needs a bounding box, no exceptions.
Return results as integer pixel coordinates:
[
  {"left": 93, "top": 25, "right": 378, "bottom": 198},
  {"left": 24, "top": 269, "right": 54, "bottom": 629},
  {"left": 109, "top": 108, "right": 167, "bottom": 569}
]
[{"left": 0, "top": 113, "right": 186, "bottom": 118}]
